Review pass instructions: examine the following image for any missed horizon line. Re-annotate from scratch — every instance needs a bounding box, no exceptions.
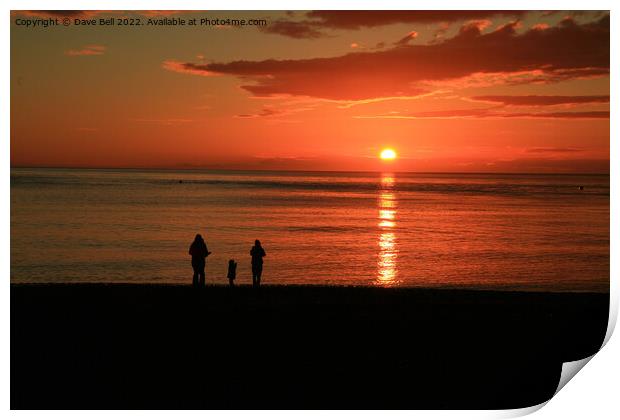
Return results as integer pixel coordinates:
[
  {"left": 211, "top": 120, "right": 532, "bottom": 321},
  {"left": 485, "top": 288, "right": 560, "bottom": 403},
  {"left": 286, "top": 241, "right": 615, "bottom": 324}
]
[{"left": 10, "top": 165, "right": 610, "bottom": 176}]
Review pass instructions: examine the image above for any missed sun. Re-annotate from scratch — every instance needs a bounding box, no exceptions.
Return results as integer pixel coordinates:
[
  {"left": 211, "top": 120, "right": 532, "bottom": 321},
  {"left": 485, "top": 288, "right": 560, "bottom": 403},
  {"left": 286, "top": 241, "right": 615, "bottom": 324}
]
[{"left": 380, "top": 148, "right": 397, "bottom": 161}]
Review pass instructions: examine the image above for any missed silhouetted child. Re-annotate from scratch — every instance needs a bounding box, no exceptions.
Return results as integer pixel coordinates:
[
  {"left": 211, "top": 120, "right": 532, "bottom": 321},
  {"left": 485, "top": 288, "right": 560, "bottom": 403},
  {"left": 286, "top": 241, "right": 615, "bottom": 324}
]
[{"left": 227, "top": 259, "right": 237, "bottom": 287}]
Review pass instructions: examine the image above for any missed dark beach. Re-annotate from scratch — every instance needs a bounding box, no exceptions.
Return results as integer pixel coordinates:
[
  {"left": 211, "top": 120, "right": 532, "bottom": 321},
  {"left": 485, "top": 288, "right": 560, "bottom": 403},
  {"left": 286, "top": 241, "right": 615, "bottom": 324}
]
[{"left": 11, "top": 284, "right": 608, "bottom": 409}]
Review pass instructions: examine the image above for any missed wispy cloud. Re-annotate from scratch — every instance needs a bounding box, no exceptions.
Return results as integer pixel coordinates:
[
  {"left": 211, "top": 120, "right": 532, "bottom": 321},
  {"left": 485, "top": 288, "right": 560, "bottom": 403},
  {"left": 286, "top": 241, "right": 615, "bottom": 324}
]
[
  {"left": 235, "top": 102, "right": 316, "bottom": 118},
  {"left": 236, "top": 107, "right": 285, "bottom": 118},
  {"left": 260, "top": 11, "right": 528, "bottom": 39},
  {"left": 162, "top": 60, "right": 219, "bottom": 76},
  {"left": 393, "top": 31, "right": 418, "bottom": 47},
  {"left": 65, "top": 45, "right": 106, "bottom": 56},
  {"left": 354, "top": 109, "right": 609, "bottom": 120},
  {"left": 131, "top": 118, "right": 193, "bottom": 125},
  {"left": 259, "top": 19, "right": 326, "bottom": 39},
  {"left": 470, "top": 95, "right": 610, "bottom": 106},
  {"left": 525, "top": 147, "right": 585, "bottom": 154}
]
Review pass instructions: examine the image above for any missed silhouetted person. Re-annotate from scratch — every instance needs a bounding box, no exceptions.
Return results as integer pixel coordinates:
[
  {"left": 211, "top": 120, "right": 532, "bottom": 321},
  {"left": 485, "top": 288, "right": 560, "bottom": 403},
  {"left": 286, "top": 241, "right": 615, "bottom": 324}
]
[
  {"left": 227, "top": 259, "right": 237, "bottom": 287},
  {"left": 189, "top": 234, "right": 211, "bottom": 287},
  {"left": 250, "top": 239, "right": 266, "bottom": 287}
]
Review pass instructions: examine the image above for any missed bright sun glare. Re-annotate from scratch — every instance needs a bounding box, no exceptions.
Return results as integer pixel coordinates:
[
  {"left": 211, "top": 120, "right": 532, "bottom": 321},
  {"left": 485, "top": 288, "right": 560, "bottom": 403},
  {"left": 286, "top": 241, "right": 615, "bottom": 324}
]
[{"left": 380, "top": 148, "right": 397, "bottom": 160}]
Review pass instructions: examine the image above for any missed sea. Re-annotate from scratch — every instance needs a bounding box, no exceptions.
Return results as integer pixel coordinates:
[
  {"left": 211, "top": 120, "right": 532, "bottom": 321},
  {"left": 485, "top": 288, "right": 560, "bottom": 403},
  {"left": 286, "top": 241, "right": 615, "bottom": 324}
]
[{"left": 10, "top": 168, "right": 610, "bottom": 292}]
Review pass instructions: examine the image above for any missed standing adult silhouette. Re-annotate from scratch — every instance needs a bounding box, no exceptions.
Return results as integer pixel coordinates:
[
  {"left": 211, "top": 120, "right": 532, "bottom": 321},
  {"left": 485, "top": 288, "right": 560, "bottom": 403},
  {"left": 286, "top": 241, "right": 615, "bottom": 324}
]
[
  {"left": 189, "top": 234, "right": 211, "bottom": 287},
  {"left": 250, "top": 239, "right": 266, "bottom": 287}
]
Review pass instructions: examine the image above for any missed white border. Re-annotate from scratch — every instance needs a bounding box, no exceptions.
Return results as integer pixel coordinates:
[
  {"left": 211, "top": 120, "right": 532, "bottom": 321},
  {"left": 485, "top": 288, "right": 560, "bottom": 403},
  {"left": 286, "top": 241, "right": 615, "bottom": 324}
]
[{"left": 4, "top": 1, "right": 618, "bottom": 418}]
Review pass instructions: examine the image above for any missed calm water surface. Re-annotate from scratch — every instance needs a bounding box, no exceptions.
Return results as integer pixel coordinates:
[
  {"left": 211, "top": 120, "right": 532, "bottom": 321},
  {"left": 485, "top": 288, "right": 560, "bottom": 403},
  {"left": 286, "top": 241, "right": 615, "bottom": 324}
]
[{"left": 11, "top": 168, "right": 609, "bottom": 291}]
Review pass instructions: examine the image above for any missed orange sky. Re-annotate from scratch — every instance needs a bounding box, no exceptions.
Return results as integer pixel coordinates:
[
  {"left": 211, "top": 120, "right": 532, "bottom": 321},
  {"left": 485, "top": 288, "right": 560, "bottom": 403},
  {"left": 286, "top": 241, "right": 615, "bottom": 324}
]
[{"left": 10, "top": 10, "right": 610, "bottom": 172}]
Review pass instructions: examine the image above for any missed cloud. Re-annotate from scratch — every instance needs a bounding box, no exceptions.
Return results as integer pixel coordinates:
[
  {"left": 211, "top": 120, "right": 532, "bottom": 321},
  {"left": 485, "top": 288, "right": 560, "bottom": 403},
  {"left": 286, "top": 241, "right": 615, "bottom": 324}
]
[
  {"left": 393, "top": 31, "right": 418, "bottom": 47},
  {"left": 236, "top": 101, "right": 317, "bottom": 118},
  {"left": 355, "top": 109, "right": 609, "bottom": 120},
  {"left": 431, "top": 22, "right": 451, "bottom": 43},
  {"left": 305, "top": 10, "right": 527, "bottom": 30},
  {"left": 236, "top": 107, "right": 285, "bottom": 118},
  {"left": 459, "top": 19, "right": 493, "bottom": 35},
  {"left": 164, "top": 15, "right": 609, "bottom": 101},
  {"left": 260, "top": 20, "right": 326, "bottom": 39},
  {"left": 526, "top": 147, "right": 585, "bottom": 154},
  {"left": 64, "top": 45, "right": 106, "bottom": 56},
  {"left": 257, "top": 11, "right": 528, "bottom": 39},
  {"left": 501, "top": 111, "right": 609, "bottom": 119},
  {"left": 355, "top": 108, "right": 494, "bottom": 119},
  {"left": 131, "top": 118, "right": 193, "bottom": 125},
  {"left": 162, "top": 60, "right": 220, "bottom": 76},
  {"left": 470, "top": 95, "right": 610, "bottom": 106}
]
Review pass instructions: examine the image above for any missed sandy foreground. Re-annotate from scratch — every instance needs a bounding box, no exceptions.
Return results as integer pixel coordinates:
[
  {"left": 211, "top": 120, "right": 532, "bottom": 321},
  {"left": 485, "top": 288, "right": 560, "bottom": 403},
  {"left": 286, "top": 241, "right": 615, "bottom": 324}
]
[{"left": 11, "top": 283, "right": 609, "bottom": 409}]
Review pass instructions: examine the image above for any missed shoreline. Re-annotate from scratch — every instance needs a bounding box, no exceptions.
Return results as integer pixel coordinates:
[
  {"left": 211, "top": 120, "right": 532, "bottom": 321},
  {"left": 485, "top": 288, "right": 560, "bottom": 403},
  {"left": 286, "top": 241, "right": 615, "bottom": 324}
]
[{"left": 10, "top": 281, "right": 610, "bottom": 294}]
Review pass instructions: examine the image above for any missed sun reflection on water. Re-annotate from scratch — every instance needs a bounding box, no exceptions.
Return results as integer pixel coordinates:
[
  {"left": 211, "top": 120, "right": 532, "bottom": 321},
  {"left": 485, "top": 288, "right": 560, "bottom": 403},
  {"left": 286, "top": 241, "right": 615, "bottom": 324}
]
[{"left": 376, "top": 174, "right": 399, "bottom": 285}]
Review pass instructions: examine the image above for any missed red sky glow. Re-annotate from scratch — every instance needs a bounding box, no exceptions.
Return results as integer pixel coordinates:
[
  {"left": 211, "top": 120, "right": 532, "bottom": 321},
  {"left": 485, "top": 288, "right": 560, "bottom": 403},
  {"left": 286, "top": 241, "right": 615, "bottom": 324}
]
[{"left": 10, "top": 10, "right": 610, "bottom": 172}]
